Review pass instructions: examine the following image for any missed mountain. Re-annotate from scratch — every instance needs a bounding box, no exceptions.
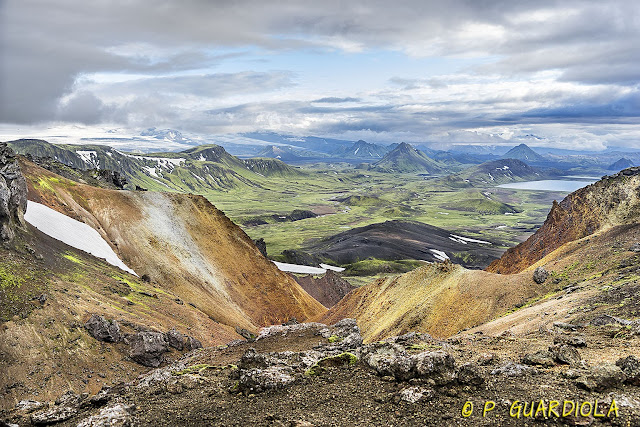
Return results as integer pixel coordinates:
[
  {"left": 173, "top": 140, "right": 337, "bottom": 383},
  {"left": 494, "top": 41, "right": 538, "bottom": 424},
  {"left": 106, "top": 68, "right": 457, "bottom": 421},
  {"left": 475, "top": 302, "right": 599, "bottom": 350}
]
[
  {"left": 487, "top": 167, "right": 640, "bottom": 274},
  {"left": 140, "top": 127, "right": 192, "bottom": 144},
  {"left": 369, "top": 142, "right": 445, "bottom": 174},
  {"left": 0, "top": 151, "right": 326, "bottom": 407},
  {"left": 7, "top": 143, "right": 640, "bottom": 424},
  {"left": 439, "top": 158, "right": 557, "bottom": 188},
  {"left": 331, "top": 140, "right": 389, "bottom": 159},
  {"left": 8, "top": 139, "right": 303, "bottom": 193},
  {"left": 500, "top": 143, "right": 547, "bottom": 164},
  {"left": 608, "top": 157, "right": 635, "bottom": 171},
  {"left": 302, "top": 220, "right": 504, "bottom": 269}
]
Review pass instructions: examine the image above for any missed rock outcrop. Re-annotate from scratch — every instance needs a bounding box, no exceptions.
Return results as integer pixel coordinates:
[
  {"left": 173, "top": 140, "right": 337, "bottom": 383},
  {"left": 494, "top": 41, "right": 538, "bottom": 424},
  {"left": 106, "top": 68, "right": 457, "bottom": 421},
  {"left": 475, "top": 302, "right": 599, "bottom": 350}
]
[
  {"left": 0, "top": 142, "right": 27, "bottom": 241},
  {"left": 294, "top": 270, "right": 356, "bottom": 308}
]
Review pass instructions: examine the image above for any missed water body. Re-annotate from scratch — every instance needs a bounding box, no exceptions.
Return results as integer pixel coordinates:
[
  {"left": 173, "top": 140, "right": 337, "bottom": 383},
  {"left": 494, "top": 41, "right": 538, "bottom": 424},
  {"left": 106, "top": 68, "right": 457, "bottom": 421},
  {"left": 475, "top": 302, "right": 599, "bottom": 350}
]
[{"left": 498, "top": 178, "right": 598, "bottom": 192}]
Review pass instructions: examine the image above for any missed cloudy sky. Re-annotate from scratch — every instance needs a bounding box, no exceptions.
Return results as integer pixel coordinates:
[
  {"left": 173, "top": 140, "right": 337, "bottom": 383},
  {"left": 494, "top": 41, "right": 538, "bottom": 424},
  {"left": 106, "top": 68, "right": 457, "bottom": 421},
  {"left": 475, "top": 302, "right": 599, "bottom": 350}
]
[{"left": 1, "top": 0, "right": 639, "bottom": 150}]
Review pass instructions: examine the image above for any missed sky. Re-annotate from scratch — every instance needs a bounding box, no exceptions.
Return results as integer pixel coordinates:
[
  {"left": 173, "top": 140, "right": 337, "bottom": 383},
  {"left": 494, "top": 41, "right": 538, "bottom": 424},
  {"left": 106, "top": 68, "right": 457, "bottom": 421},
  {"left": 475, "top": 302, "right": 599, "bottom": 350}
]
[{"left": 1, "top": 0, "right": 639, "bottom": 150}]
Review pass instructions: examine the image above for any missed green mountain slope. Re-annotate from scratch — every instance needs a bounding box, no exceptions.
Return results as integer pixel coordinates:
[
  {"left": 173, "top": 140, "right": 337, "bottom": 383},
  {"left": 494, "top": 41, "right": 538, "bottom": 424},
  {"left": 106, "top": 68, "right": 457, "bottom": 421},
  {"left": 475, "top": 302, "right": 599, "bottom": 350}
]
[
  {"left": 370, "top": 142, "right": 445, "bottom": 174},
  {"left": 7, "top": 139, "right": 304, "bottom": 193}
]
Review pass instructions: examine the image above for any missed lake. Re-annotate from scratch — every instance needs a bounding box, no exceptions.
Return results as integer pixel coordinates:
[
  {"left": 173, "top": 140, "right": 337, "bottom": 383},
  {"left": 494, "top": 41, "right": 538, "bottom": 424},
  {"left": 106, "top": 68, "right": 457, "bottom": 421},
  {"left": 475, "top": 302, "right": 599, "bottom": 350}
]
[{"left": 497, "top": 178, "right": 598, "bottom": 192}]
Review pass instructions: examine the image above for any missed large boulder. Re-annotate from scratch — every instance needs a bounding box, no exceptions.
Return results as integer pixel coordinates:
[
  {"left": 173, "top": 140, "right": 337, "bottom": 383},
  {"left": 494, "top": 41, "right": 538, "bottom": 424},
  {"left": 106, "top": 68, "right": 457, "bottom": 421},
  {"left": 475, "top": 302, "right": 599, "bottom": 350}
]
[
  {"left": 0, "top": 142, "right": 27, "bottom": 241},
  {"left": 128, "top": 332, "right": 169, "bottom": 367},
  {"left": 85, "top": 314, "right": 122, "bottom": 343},
  {"left": 576, "top": 364, "right": 626, "bottom": 392},
  {"left": 237, "top": 366, "right": 295, "bottom": 394},
  {"left": 165, "top": 329, "right": 185, "bottom": 351},
  {"left": 532, "top": 266, "right": 549, "bottom": 284},
  {"left": 617, "top": 355, "right": 640, "bottom": 385}
]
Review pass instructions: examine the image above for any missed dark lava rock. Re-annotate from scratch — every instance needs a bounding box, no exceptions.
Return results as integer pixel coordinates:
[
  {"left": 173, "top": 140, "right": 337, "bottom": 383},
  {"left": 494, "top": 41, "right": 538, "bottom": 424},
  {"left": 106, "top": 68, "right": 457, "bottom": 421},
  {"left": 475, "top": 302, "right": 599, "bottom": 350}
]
[
  {"left": 0, "top": 142, "right": 28, "bottom": 242},
  {"left": 85, "top": 314, "right": 121, "bottom": 343},
  {"left": 522, "top": 350, "right": 556, "bottom": 367},
  {"left": 533, "top": 266, "right": 549, "bottom": 284},
  {"left": 590, "top": 314, "right": 633, "bottom": 326},
  {"left": 235, "top": 326, "right": 257, "bottom": 342},
  {"left": 576, "top": 364, "right": 626, "bottom": 392},
  {"left": 457, "top": 363, "right": 484, "bottom": 386},
  {"left": 165, "top": 329, "right": 185, "bottom": 351},
  {"left": 128, "top": 332, "right": 169, "bottom": 367},
  {"left": 491, "top": 362, "right": 536, "bottom": 377},
  {"left": 237, "top": 366, "right": 295, "bottom": 394},
  {"left": 616, "top": 355, "right": 640, "bottom": 385},
  {"left": 254, "top": 238, "right": 267, "bottom": 258},
  {"left": 361, "top": 343, "right": 456, "bottom": 385},
  {"left": 185, "top": 336, "right": 202, "bottom": 351},
  {"left": 550, "top": 344, "right": 581, "bottom": 366},
  {"left": 553, "top": 334, "right": 586, "bottom": 347},
  {"left": 629, "top": 242, "right": 640, "bottom": 252}
]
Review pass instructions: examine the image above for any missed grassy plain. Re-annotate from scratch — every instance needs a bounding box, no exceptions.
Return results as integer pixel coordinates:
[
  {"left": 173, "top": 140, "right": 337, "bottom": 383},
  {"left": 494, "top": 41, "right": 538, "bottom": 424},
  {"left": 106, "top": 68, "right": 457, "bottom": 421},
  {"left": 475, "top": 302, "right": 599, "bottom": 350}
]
[{"left": 201, "top": 163, "right": 567, "bottom": 262}]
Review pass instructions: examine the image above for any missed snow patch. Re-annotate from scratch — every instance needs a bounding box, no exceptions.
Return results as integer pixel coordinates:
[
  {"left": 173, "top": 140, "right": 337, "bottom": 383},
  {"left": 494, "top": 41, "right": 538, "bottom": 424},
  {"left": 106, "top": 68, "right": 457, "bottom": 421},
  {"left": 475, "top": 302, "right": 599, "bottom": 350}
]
[
  {"left": 76, "top": 150, "right": 100, "bottom": 169},
  {"left": 273, "top": 261, "right": 326, "bottom": 275},
  {"left": 429, "top": 249, "right": 449, "bottom": 261},
  {"left": 143, "top": 166, "right": 158, "bottom": 177},
  {"left": 24, "top": 201, "right": 137, "bottom": 275},
  {"left": 319, "top": 263, "right": 346, "bottom": 272},
  {"left": 450, "top": 234, "right": 491, "bottom": 245}
]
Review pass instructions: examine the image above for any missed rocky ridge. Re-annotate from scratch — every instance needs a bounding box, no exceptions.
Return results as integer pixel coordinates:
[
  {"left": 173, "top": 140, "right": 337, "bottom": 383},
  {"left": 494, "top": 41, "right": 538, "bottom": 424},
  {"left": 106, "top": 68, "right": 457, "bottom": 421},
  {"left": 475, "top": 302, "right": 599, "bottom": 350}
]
[{"left": 0, "top": 142, "right": 27, "bottom": 241}]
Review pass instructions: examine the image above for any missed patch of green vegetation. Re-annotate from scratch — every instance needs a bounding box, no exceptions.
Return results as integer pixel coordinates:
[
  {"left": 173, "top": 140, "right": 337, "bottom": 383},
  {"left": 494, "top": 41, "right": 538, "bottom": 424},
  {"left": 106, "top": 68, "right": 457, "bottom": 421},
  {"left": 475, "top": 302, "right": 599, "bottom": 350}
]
[
  {"left": 171, "top": 364, "right": 216, "bottom": 376},
  {"left": 443, "top": 194, "right": 521, "bottom": 214},
  {"left": 63, "top": 253, "right": 83, "bottom": 264},
  {"left": 0, "top": 259, "right": 48, "bottom": 320},
  {"left": 305, "top": 352, "right": 358, "bottom": 376},
  {"left": 113, "top": 275, "right": 170, "bottom": 296},
  {"left": 327, "top": 335, "right": 343, "bottom": 343}
]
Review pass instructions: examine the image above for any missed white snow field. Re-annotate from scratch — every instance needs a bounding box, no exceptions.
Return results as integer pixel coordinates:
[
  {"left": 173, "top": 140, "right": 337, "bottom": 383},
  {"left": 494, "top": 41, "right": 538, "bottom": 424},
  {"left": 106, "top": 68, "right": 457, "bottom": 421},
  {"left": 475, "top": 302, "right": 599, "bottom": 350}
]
[
  {"left": 319, "top": 263, "right": 346, "bottom": 272},
  {"left": 24, "top": 201, "right": 137, "bottom": 275},
  {"left": 273, "top": 261, "right": 327, "bottom": 275}
]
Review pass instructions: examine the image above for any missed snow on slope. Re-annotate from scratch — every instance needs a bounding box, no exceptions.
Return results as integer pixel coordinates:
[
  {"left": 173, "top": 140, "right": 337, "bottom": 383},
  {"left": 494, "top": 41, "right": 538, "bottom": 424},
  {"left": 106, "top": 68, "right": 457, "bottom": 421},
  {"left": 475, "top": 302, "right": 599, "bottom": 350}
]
[
  {"left": 273, "top": 261, "right": 327, "bottom": 275},
  {"left": 24, "top": 201, "right": 137, "bottom": 275}
]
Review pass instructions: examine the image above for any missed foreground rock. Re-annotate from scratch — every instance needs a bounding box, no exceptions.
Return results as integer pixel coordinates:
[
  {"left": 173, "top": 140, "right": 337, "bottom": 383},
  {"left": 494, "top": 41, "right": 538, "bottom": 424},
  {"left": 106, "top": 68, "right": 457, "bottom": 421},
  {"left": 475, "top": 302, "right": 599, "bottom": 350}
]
[
  {"left": 128, "top": 332, "right": 169, "bottom": 367},
  {"left": 85, "top": 314, "right": 122, "bottom": 343}
]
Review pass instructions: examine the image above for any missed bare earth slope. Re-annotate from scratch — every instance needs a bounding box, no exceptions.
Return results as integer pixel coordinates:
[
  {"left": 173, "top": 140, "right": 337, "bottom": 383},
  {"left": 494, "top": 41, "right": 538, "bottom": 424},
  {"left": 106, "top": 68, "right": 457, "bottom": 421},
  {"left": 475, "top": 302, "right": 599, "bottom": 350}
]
[
  {"left": 20, "top": 159, "right": 326, "bottom": 330},
  {"left": 318, "top": 262, "right": 548, "bottom": 341}
]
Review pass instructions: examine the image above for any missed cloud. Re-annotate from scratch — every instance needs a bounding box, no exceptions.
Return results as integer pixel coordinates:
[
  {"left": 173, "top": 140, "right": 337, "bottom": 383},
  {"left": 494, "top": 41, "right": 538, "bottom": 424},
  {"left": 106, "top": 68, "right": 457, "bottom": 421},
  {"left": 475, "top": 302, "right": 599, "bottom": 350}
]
[
  {"left": 313, "top": 97, "right": 361, "bottom": 103},
  {"left": 1, "top": 0, "right": 639, "bottom": 149}
]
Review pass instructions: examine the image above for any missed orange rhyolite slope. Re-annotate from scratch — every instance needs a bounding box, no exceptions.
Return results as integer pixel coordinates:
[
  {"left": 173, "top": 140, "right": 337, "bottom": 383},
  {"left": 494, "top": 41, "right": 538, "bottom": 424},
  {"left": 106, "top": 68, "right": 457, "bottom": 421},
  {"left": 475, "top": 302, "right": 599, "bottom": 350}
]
[{"left": 21, "top": 159, "right": 326, "bottom": 331}]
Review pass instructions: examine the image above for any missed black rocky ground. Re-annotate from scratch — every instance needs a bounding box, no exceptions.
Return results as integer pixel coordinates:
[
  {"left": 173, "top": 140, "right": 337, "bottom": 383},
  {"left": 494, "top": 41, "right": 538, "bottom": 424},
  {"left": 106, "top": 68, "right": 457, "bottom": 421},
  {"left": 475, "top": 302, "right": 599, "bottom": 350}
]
[
  {"left": 304, "top": 220, "right": 504, "bottom": 268},
  {"left": 4, "top": 318, "right": 640, "bottom": 426}
]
